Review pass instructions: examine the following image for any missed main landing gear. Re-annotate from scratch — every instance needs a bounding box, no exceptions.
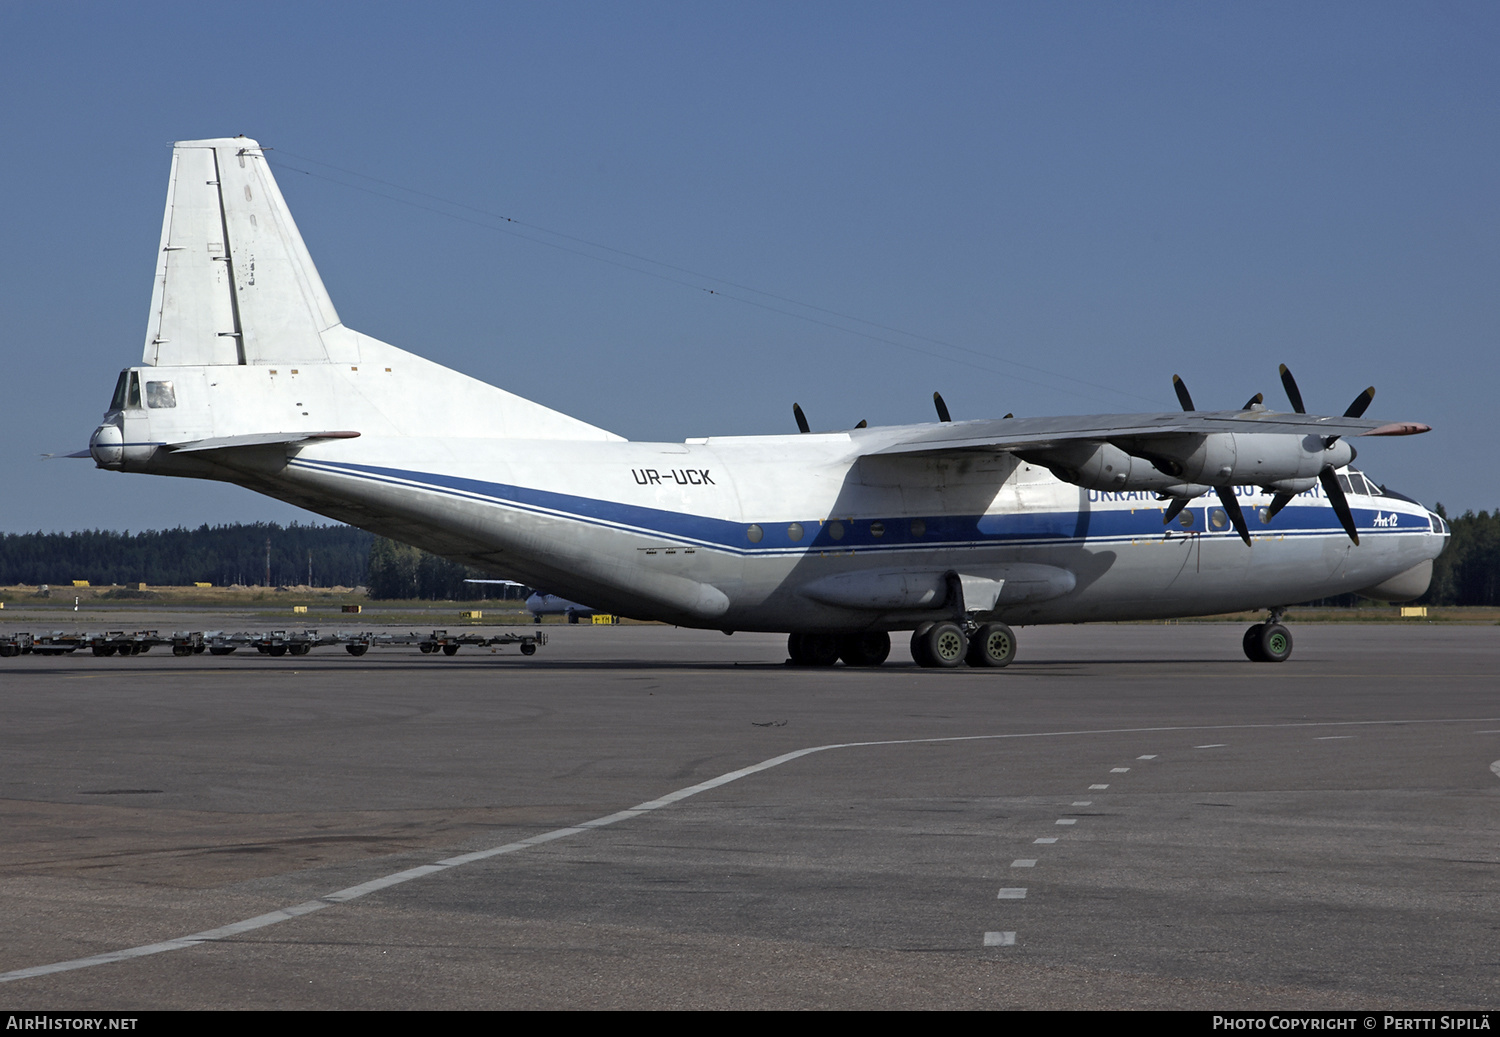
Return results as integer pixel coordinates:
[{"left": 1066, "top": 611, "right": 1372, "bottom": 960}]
[
  {"left": 787, "top": 631, "right": 891, "bottom": 667},
  {"left": 1243, "top": 609, "right": 1293, "bottom": 663},
  {"left": 785, "top": 622, "right": 1017, "bottom": 669},
  {"left": 910, "top": 620, "right": 1016, "bottom": 668}
]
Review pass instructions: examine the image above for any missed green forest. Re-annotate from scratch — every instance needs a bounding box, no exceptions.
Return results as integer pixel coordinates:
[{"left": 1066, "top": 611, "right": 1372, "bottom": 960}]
[
  {"left": 0, "top": 510, "right": 1495, "bottom": 605},
  {"left": 0, "top": 524, "right": 512, "bottom": 600}
]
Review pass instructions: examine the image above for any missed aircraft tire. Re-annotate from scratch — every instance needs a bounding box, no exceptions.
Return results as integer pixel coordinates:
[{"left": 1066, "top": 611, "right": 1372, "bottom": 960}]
[
  {"left": 345, "top": 644, "right": 368, "bottom": 656},
  {"left": 1242, "top": 624, "right": 1267, "bottom": 661},
  {"left": 172, "top": 645, "right": 192, "bottom": 657},
  {"left": 93, "top": 645, "right": 116, "bottom": 657},
  {"left": 442, "top": 644, "right": 459, "bottom": 656},
  {"left": 966, "top": 623, "right": 1016, "bottom": 668},
  {"left": 520, "top": 642, "right": 537, "bottom": 656},
  {"left": 910, "top": 623, "right": 935, "bottom": 667},
  {"left": 917, "top": 622, "right": 967, "bottom": 668},
  {"left": 1255, "top": 623, "right": 1293, "bottom": 663},
  {"left": 267, "top": 645, "right": 288, "bottom": 657},
  {"left": 838, "top": 631, "right": 891, "bottom": 667},
  {"left": 805, "top": 633, "right": 841, "bottom": 666}
]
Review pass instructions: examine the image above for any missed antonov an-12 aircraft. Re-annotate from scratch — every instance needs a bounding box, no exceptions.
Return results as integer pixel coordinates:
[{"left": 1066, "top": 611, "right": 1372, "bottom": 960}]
[{"left": 85, "top": 138, "right": 1447, "bottom": 668}]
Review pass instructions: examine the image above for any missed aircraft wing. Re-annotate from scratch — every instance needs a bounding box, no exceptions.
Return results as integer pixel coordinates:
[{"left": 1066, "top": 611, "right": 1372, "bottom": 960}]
[
  {"left": 857, "top": 410, "right": 1428, "bottom": 458},
  {"left": 163, "top": 431, "right": 361, "bottom": 454}
]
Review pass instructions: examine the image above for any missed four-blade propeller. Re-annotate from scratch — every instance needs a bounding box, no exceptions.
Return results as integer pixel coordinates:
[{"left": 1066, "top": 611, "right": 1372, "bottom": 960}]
[{"left": 1171, "top": 366, "right": 1372, "bottom": 546}]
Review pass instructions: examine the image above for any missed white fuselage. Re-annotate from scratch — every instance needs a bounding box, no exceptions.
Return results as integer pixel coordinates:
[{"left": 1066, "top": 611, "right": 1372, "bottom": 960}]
[{"left": 97, "top": 353, "right": 1446, "bottom": 633}]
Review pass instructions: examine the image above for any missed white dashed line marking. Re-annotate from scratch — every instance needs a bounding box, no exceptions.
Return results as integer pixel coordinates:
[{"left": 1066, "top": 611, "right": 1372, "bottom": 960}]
[
  {"left": 1011, "top": 859, "right": 1037, "bottom": 868},
  {"left": 984, "top": 931, "right": 1016, "bottom": 946},
  {"left": 1089, "top": 784, "right": 1109, "bottom": 790},
  {"left": 1110, "top": 767, "right": 1129, "bottom": 773},
  {"left": 1072, "top": 801, "right": 1092, "bottom": 806},
  {"left": 1315, "top": 736, "right": 1353, "bottom": 740},
  {"left": 1195, "top": 744, "right": 1227, "bottom": 749},
  {"left": 12, "top": 715, "right": 1491, "bottom": 985},
  {"left": 1034, "top": 837, "right": 1058, "bottom": 844},
  {"left": 997, "top": 888, "right": 1028, "bottom": 899},
  {"left": 1137, "top": 755, "right": 1157, "bottom": 760},
  {"left": 1055, "top": 819, "right": 1077, "bottom": 825}
]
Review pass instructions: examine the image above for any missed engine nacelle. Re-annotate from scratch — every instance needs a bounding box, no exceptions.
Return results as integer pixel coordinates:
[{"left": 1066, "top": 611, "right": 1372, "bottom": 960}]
[
  {"left": 1019, "top": 441, "right": 1210, "bottom": 497},
  {"left": 1109, "top": 432, "right": 1353, "bottom": 489}
]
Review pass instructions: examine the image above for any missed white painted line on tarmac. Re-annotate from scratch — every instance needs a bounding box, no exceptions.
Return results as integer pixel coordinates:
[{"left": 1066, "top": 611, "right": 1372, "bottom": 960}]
[
  {"left": 8, "top": 714, "right": 1497, "bottom": 985},
  {"left": 1034, "top": 837, "right": 1058, "bottom": 844},
  {"left": 1089, "top": 784, "right": 1109, "bottom": 789},
  {"left": 984, "top": 931, "right": 1016, "bottom": 947},
  {"left": 1110, "top": 767, "right": 1129, "bottom": 773},
  {"left": 1011, "top": 859, "right": 1037, "bottom": 868},
  {"left": 997, "top": 888, "right": 1028, "bottom": 899},
  {"left": 1315, "top": 736, "right": 1353, "bottom": 740},
  {"left": 1195, "top": 744, "right": 1227, "bottom": 748},
  {"left": 1137, "top": 755, "right": 1157, "bottom": 760},
  {"left": 1072, "top": 801, "right": 1092, "bottom": 806},
  {"left": 1490, "top": 760, "right": 1500, "bottom": 782}
]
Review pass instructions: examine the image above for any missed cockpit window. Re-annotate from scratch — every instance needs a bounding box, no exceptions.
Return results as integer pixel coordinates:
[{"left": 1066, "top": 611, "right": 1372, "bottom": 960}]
[
  {"left": 1336, "top": 473, "right": 1353, "bottom": 494},
  {"left": 127, "top": 372, "right": 141, "bottom": 408},
  {"left": 145, "top": 380, "right": 176, "bottom": 408},
  {"left": 109, "top": 371, "right": 129, "bottom": 411}
]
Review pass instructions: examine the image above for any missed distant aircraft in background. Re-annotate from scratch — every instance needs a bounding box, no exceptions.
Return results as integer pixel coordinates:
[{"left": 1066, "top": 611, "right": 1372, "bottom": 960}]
[
  {"left": 524, "top": 593, "right": 597, "bottom": 624},
  {"left": 85, "top": 137, "right": 1445, "bottom": 668},
  {"left": 465, "top": 580, "right": 597, "bottom": 623}
]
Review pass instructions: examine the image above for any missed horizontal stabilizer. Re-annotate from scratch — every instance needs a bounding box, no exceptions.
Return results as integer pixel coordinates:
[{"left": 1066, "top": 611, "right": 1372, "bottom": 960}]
[{"left": 164, "top": 431, "right": 360, "bottom": 453}]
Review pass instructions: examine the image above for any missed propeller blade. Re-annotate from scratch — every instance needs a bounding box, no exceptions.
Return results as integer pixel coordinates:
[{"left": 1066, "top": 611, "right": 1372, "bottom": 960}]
[
  {"left": 1318, "top": 468, "right": 1360, "bottom": 545},
  {"left": 1242, "top": 392, "right": 1264, "bottom": 410},
  {"left": 1215, "top": 486, "right": 1252, "bottom": 547},
  {"left": 854, "top": 419, "right": 867, "bottom": 429},
  {"left": 1162, "top": 497, "right": 1190, "bottom": 525},
  {"left": 793, "top": 403, "right": 810, "bottom": 434},
  {"left": 1264, "top": 492, "right": 1295, "bottom": 522},
  {"left": 1279, "top": 364, "right": 1306, "bottom": 414},
  {"left": 1172, "top": 374, "right": 1195, "bottom": 412},
  {"left": 933, "top": 392, "right": 952, "bottom": 423},
  {"left": 1344, "top": 386, "right": 1375, "bottom": 419}
]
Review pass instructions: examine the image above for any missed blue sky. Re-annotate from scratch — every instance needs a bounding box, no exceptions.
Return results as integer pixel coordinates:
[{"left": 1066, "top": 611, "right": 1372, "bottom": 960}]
[{"left": 2, "top": 1, "right": 1496, "bottom": 531}]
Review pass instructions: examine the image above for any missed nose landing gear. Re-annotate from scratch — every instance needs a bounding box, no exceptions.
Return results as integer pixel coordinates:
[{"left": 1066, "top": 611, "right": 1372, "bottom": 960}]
[{"left": 1244, "top": 609, "right": 1294, "bottom": 662}]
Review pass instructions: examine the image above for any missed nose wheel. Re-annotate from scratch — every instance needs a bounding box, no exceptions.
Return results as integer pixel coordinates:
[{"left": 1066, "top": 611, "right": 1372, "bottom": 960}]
[{"left": 1243, "top": 620, "right": 1293, "bottom": 662}]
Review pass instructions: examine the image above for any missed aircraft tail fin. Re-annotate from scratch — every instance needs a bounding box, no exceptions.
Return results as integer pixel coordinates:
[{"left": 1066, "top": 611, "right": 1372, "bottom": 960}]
[{"left": 144, "top": 137, "right": 350, "bottom": 367}]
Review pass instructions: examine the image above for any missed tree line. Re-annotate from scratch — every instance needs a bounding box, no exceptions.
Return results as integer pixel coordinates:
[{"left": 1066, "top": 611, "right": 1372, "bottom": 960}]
[{"left": 0, "top": 524, "right": 519, "bottom": 600}]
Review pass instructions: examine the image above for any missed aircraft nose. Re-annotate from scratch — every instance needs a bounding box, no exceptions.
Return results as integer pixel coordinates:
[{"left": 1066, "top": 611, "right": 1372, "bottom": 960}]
[{"left": 89, "top": 423, "right": 123, "bottom": 468}]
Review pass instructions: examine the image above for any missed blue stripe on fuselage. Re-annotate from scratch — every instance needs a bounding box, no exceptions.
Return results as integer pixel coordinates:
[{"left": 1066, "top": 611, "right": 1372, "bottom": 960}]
[{"left": 289, "top": 458, "right": 1423, "bottom": 555}]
